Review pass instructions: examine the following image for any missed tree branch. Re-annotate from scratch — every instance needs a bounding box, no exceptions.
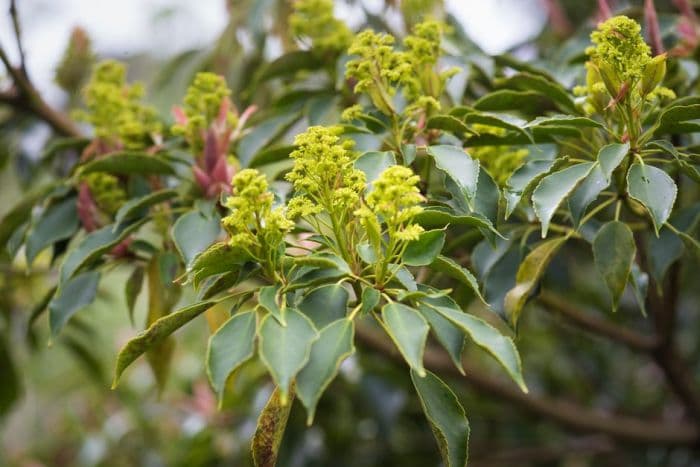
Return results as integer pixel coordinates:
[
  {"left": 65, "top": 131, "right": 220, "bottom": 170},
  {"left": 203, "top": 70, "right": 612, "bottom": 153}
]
[
  {"left": 8, "top": 0, "right": 27, "bottom": 77},
  {"left": 355, "top": 323, "right": 699, "bottom": 445},
  {"left": 537, "top": 291, "right": 657, "bottom": 352},
  {"left": 0, "top": 42, "right": 80, "bottom": 137}
]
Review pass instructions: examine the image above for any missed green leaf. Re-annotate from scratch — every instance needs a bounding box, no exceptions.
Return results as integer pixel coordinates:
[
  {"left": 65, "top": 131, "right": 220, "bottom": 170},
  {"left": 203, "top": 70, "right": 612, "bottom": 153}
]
[
  {"left": 504, "top": 237, "right": 567, "bottom": 326},
  {"left": 0, "top": 183, "right": 58, "bottom": 253},
  {"left": 532, "top": 162, "right": 594, "bottom": 237},
  {"left": 79, "top": 151, "right": 174, "bottom": 175},
  {"left": 258, "top": 285, "right": 286, "bottom": 325},
  {"left": 653, "top": 104, "right": 700, "bottom": 135},
  {"left": 125, "top": 265, "right": 144, "bottom": 326},
  {"left": 258, "top": 308, "right": 318, "bottom": 404},
  {"left": 114, "top": 189, "right": 178, "bottom": 226},
  {"left": 473, "top": 90, "right": 552, "bottom": 115},
  {"left": 190, "top": 242, "right": 248, "bottom": 287},
  {"left": 417, "top": 304, "right": 465, "bottom": 374},
  {"left": 252, "top": 388, "right": 293, "bottom": 467},
  {"left": 473, "top": 169, "right": 500, "bottom": 225},
  {"left": 297, "top": 319, "right": 355, "bottom": 424},
  {"left": 297, "top": 284, "right": 349, "bottom": 329},
  {"left": 289, "top": 253, "right": 351, "bottom": 275},
  {"left": 112, "top": 299, "right": 217, "bottom": 387},
  {"left": 48, "top": 271, "right": 100, "bottom": 338},
  {"left": 206, "top": 310, "right": 256, "bottom": 398},
  {"left": 526, "top": 114, "right": 603, "bottom": 130},
  {"left": 25, "top": 196, "right": 79, "bottom": 265},
  {"left": 433, "top": 305, "right": 527, "bottom": 392},
  {"left": 426, "top": 115, "right": 475, "bottom": 136},
  {"left": 59, "top": 220, "right": 145, "bottom": 284},
  {"left": 497, "top": 72, "right": 577, "bottom": 113},
  {"left": 360, "top": 286, "right": 381, "bottom": 315},
  {"left": 257, "top": 50, "right": 325, "bottom": 81},
  {"left": 427, "top": 145, "right": 480, "bottom": 204},
  {"left": 598, "top": 143, "right": 630, "bottom": 179},
  {"left": 568, "top": 165, "right": 608, "bottom": 226},
  {"left": 429, "top": 255, "right": 486, "bottom": 304},
  {"left": 354, "top": 151, "right": 396, "bottom": 186},
  {"left": 504, "top": 159, "right": 557, "bottom": 218},
  {"left": 593, "top": 221, "right": 636, "bottom": 311},
  {"left": 403, "top": 230, "right": 445, "bottom": 266},
  {"left": 173, "top": 209, "right": 221, "bottom": 267},
  {"left": 248, "top": 145, "right": 296, "bottom": 168},
  {"left": 411, "top": 369, "right": 470, "bottom": 467},
  {"left": 627, "top": 163, "right": 677, "bottom": 234},
  {"left": 569, "top": 143, "right": 629, "bottom": 225},
  {"left": 414, "top": 209, "right": 494, "bottom": 232},
  {"left": 461, "top": 111, "right": 533, "bottom": 144},
  {"left": 381, "top": 303, "right": 429, "bottom": 376}
]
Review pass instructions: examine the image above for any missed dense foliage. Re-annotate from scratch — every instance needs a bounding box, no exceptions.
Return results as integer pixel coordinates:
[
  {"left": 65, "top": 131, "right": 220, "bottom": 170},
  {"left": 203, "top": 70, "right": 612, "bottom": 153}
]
[{"left": 2, "top": 1, "right": 700, "bottom": 466}]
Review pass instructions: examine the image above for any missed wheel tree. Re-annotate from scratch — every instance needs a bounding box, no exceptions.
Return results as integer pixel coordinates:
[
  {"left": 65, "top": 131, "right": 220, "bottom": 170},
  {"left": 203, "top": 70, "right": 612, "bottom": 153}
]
[{"left": 1, "top": 1, "right": 700, "bottom": 465}]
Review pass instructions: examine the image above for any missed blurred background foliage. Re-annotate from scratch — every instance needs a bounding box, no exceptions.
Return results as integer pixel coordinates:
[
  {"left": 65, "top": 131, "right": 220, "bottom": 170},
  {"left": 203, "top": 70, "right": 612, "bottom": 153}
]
[{"left": 1, "top": 0, "right": 700, "bottom": 466}]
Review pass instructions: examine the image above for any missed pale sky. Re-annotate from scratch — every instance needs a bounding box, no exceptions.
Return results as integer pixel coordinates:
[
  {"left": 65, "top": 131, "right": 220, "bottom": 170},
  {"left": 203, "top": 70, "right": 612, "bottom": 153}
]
[{"left": 0, "top": 0, "right": 546, "bottom": 105}]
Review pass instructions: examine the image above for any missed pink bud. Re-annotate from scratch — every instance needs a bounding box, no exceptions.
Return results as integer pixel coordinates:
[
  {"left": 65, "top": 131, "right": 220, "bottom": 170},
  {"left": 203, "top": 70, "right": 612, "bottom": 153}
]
[{"left": 172, "top": 106, "right": 188, "bottom": 126}]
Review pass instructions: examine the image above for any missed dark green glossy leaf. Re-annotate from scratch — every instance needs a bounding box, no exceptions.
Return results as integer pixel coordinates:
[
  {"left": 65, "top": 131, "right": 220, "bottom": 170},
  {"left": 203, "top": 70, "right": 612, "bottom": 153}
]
[
  {"left": 532, "top": 162, "right": 594, "bottom": 237},
  {"left": 25, "top": 196, "right": 79, "bottom": 265},
  {"left": 297, "top": 319, "right": 355, "bottom": 424},
  {"left": 79, "top": 151, "right": 174, "bottom": 175},
  {"left": 114, "top": 189, "right": 178, "bottom": 226},
  {"left": 497, "top": 72, "right": 577, "bottom": 113},
  {"left": 593, "top": 221, "right": 636, "bottom": 311},
  {"left": 190, "top": 242, "right": 248, "bottom": 288},
  {"left": 627, "top": 163, "right": 677, "bottom": 234},
  {"left": 258, "top": 308, "right": 318, "bottom": 404},
  {"left": 59, "top": 220, "right": 145, "bottom": 284},
  {"left": 381, "top": 303, "right": 429, "bottom": 376},
  {"left": 173, "top": 209, "right": 221, "bottom": 267},
  {"left": 433, "top": 305, "right": 527, "bottom": 392},
  {"left": 414, "top": 209, "right": 494, "bottom": 232},
  {"left": 298, "top": 284, "right": 349, "bottom": 329},
  {"left": 504, "top": 237, "right": 566, "bottom": 326},
  {"left": 411, "top": 369, "right": 470, "bottom": 467},
  {"left": 504, "top": 159, "right": 557, "bottom": 218},
  {"left": 125, "top": 265, "right": 144, "bottom": 326},
  {"left": 429, "top": 255, "right": 486, "bottom": 304},
  {"left": 427, "top": 145, "right": 479, "bottom": 204},
  {"left": 112, "top": 299, "right": 217, "bottom": 387},
  {"left": 354, "top": 151, "right": 396, "bottom": 186},
  {"left": 404, "top": 230, "right": 445, "bottom": 266},
  {"left": 417, "top": 304, "right": 465, "bottom": 374},
  {"left": 426, "top": 115, "right": 475, "bottom": 136},
  {"left": 49, "top": 271, "right": 100, "bottom": 338},
  {"left": 206, "top": 310, "right": 256, "bottom": 398}
]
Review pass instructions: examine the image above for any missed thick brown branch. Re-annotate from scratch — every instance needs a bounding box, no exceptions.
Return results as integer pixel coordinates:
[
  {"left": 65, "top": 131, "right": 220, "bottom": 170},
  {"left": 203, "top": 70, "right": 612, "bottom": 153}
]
[
  {"left": 537, "top": 291, "right": 657, "bottom": 352},
  {"left": 355, "top": 323, "right": 699, "bottom": 445},
  {"left": 0, "top": 45, "right": 80, "bottom": 137}
]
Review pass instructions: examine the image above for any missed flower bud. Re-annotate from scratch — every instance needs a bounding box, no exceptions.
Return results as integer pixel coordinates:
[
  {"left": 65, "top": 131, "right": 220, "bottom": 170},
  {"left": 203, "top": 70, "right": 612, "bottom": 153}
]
[
  {"left": 640, "top": 53, "right": 667, "bottom": 96},
  {"left": 595, "top": 61, "right": 623, "bottom": 99}
]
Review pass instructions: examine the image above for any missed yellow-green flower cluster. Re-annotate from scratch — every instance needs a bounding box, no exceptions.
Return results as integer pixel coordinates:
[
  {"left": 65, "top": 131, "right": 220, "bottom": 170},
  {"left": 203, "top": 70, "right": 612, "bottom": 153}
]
[
  {"left": 587, "top": 16, "right": 651, "bottom": 85},
  {"left": 82, "top": 172, "right": 127, "bottom": 215},
  {"left": 286, "top": 126, "right": 366, "bottom": 218},
  {"left": 75, "top": 60, "right": 161, "bottom": 149},
  {"left": 345, "top": 21, "right": 453, "bottom": 116},
  {"left": 345, "top": 30, "right": 412, "bottom": 115},
  {"left": 171, "top": 72, "right": 237, "bottom": 151},
  {"left": 357, "top": 165, "right": 424, "bottom": 242},
  {"left": 222, "top": 169, "right": 293, "bottom": 256},
  {"left": 290, "top": 0, "right": 352, "bottom": 54}
]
